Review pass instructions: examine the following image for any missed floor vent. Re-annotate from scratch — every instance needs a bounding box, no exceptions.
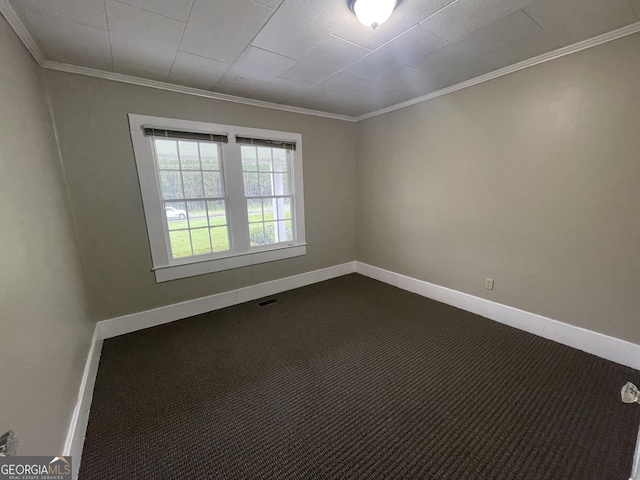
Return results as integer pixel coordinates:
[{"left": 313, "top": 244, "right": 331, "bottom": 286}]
[{"left": 258, "top": 299, "right": 278, "bottom": 307}]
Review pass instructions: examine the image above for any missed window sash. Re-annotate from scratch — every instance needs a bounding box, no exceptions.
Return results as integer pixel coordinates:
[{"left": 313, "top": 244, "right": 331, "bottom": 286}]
[
  {"left": 128, "top": 114, "right": 306, "bottom": 281},
  {"left": 152, "top": 137, "right": 230, "bottom": 260}
]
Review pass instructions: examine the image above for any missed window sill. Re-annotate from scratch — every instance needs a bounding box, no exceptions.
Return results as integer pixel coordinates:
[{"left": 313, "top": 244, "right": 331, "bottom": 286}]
[{"left": 153, "top": 244, "right": 307, "bottom": 282}]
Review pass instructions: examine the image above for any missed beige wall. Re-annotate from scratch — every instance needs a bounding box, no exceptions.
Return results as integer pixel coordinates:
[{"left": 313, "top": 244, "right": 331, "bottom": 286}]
[
  {"left": 43, "top": 71, "right": 358, "bottom": 321},
  {"left": 0, "top": 16, "right": 93, "bottom": 454},
  {"left": 357, "top": 33, "right": 640, "bottom": 344}
]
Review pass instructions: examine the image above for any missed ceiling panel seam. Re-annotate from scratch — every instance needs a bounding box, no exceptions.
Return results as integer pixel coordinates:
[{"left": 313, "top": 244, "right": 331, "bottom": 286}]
[
  {"left": 110, "top": 0, "right": 186, "bottom": 23},
  {"left": 102, "top": 0, "right": 114, "bottom": 71},
  {"left": 224, "top": 0, "right": 287, "bottom": 66},
  {"left": 166, "top": 0, "right": 196, "bottom": 83}
]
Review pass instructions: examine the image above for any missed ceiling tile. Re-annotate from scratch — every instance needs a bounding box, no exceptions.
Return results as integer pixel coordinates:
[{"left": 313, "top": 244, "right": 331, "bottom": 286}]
[
  {"left": 280, "top": 35, "right": 370, "bottom": 85},
  {"left": 284, "top": 72, "right": 377, "bottom": 114},
  {"left": 213, "top": 47, "right": 295, "bottom": 97},
  {"left": 342, "top": 26, "right": 447, "bottom": 80},
  {"left": 408, "top": 48, "right": 468, "bottom": 77},
  {"left": 313, "top": 73, "right": 367, "bottom": 97},
  {"left": 250, "top": 77, "right": 310, "bottom": 104},
  {"left": 167, "top": 52, "right": 230, "bottom": 90},
  {"left": 225, "top": 46, "right": 295, "bottom": 79},
  {"left": 115, "top": 0, "right": 193, "bottom": 22},
  {"left": 20, "top": 10, "right": 111, "bottom": 70},
  {"left": 479, "top": 0, "right": 640, "bottom": 69},
  {"left": 285, "top": 96, "right": 331, "bottom": 112},
  {"left": 106, "top": 0, "right": 184, "bottom": 81},
  {"left": 357, "top": 95, "right": 408, "bottom": 113},
  {"left": 287, "top": 92, "right": 367, "bottom": 116},
  {"left": 477, "top": 30, "right": 571, "bottom": 69},
  {"left": 253, "top": 0, "right": 284, "bottom": 8},
  {"left": 251, "top": 0, "right": 346, "bottom": 59},
  {"left": 317, "top": 99, "right": 373, "bottom": 116},
  {"left": 428, "top": 57, "right": 496, "bottom": 86},
  {"left": 411, "top": 10, "right": 541, "bottom": 74},
  {"left": 181, "top": 0, "right": 273, "bottom": 64},
  {"left": 368, "top": 66, "right": 443, "bottom": 99},
  {"left": 213, "top": 74, "right": 259, "bottom": 98},
  {"left": 13, "top": 0, "right": 107, "bottom": 30},
  {"left": 450, "top": 9, "right": 543, "bottom": 57},
  {"left": 420, "top": 0, "right": 537, "bottom": 42},
  {"left": 524, "top": 0, "right": 640, "bottom": 32}
]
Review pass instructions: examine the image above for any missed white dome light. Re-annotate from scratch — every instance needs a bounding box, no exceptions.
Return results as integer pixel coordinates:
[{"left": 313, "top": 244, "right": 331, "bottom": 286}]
[{"left": 351, "top": 0, "right": 397, "bottom": 29}]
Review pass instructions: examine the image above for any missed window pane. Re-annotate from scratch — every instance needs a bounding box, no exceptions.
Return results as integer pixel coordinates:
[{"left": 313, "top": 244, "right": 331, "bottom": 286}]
[
  {"left": 257, "top": 147, "right": 272, "bottom": 171},
  {"left": 203, "top": 171, "right": 223, "bottom": 198},
  {"left": 210, "top": 226, "right": 230, "bottom": 252},
  {"left": 241, "top": 146, "right": 258, "bottom": 171},
  {"left": 277, "top": 197, "right": 292, "bottom": 220},
  {"left": 264, "top": 221, "right": 277, "bottom": 244},
  {"left": 273, "top": 149, "right": 287, "bottom": 172},
  {"left": 200, "top": 143, "right": 220, "bottom": 170},
  {"left": 279, "top": 220, "right": 293, "bottom": 242},
  {"left": 169, "top": 230, "right": 192, "bottom": 258},
  {"left": 183, "top": 171, "right": 204, "bottom": 198},
  {"left": 244, "top": 172, "right": 259, "bottom": 196},
  {"left": 178, "top": 141, "right": 200, "bottom": 170},
  {"left": 155, "top": 140, "right": 179, "bottom": 169},
  {"left": 273, "top": 173, "right": 289, "bottom": 195},
  {"left": 259, "top": 173, "right": 273, "bottom": 196},
  {"left": 207, "top": 200, "right": 226, "bottom": 226},
  {"left": 160, "top": 171, "right": 183, "bottom": 199},
  {"left": 249, "top": 223, "right": 265, "bottom": 247},
  {"left": 165, "top": 201, "right": 187, "bottom": 230},
  {"left": 247, "top": 199, "right": 263, "bottom": 223},
  {"left": 262, "top": 198, "right": 275, "bottom": 221},
  {"left": 187, "top": 201, "right": 207, "bottom": 228},
  {"left": 191, "top": 228, "right": 212, "bottom": 255}
]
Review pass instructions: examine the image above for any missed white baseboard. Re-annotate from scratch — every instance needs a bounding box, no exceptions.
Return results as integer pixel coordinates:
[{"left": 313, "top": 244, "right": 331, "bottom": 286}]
[
  {"left": 98, "top": 262, "right": 356, "bottom": 339},
  {"left": 632, "top": 426, "right": 640, "bottom": 480},
  {"left": 355, "top": 262, "right": 640, "bottom": 371},
  {"left": 63, "top": 327, "right": 103, "bottom": 479}
]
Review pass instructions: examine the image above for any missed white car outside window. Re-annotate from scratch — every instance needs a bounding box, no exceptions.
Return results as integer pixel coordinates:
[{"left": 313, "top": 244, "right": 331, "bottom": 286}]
[{"left": 165, "top": 206, "right": 186, "bottom": 220}]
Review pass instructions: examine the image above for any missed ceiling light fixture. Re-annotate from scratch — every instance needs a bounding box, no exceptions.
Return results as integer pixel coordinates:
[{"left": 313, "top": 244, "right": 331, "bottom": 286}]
[{"left": 349, "top": 0, "right": 397, "bottom": 30}]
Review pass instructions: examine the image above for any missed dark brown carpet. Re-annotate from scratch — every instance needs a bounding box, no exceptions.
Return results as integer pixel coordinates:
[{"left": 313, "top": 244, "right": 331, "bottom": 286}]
[{"left": 80, "top": 274, "right": 640, "bottom": 479}]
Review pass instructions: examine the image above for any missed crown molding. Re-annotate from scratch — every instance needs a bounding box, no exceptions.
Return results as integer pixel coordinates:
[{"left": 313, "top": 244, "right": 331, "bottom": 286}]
[
  {"left": 2, "top": 0, "right": 639, "bottom": 124},
  {"left": 355, "top": 21, "right": 640, "bottom": 121},
  {"left": 43, "top": 60, "right": 357, "bottom": 122},
  {"left": 0, "top": 0, "right": 46, "bottom": 66}
]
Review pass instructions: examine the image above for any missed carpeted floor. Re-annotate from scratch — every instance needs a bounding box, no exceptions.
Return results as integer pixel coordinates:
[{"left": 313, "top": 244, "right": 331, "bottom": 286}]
[{"left": 80, "top": 274, "right": 640, "bottom": 479}]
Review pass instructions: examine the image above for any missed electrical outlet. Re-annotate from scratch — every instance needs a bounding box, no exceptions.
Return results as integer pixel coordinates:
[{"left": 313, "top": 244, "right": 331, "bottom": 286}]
[{"left": 485, "top": 278, "right": 494, "bottom": 290}]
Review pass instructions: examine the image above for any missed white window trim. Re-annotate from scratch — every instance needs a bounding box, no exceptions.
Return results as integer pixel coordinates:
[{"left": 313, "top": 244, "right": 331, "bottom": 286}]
[{"left": 128, "top": 114, "right": 306, "bottom": 282}]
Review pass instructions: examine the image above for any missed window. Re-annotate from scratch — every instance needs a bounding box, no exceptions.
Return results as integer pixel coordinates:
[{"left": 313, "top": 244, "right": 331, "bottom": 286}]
[{"left": 129, "top": 115, "right": 306, "bottom": 282}]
